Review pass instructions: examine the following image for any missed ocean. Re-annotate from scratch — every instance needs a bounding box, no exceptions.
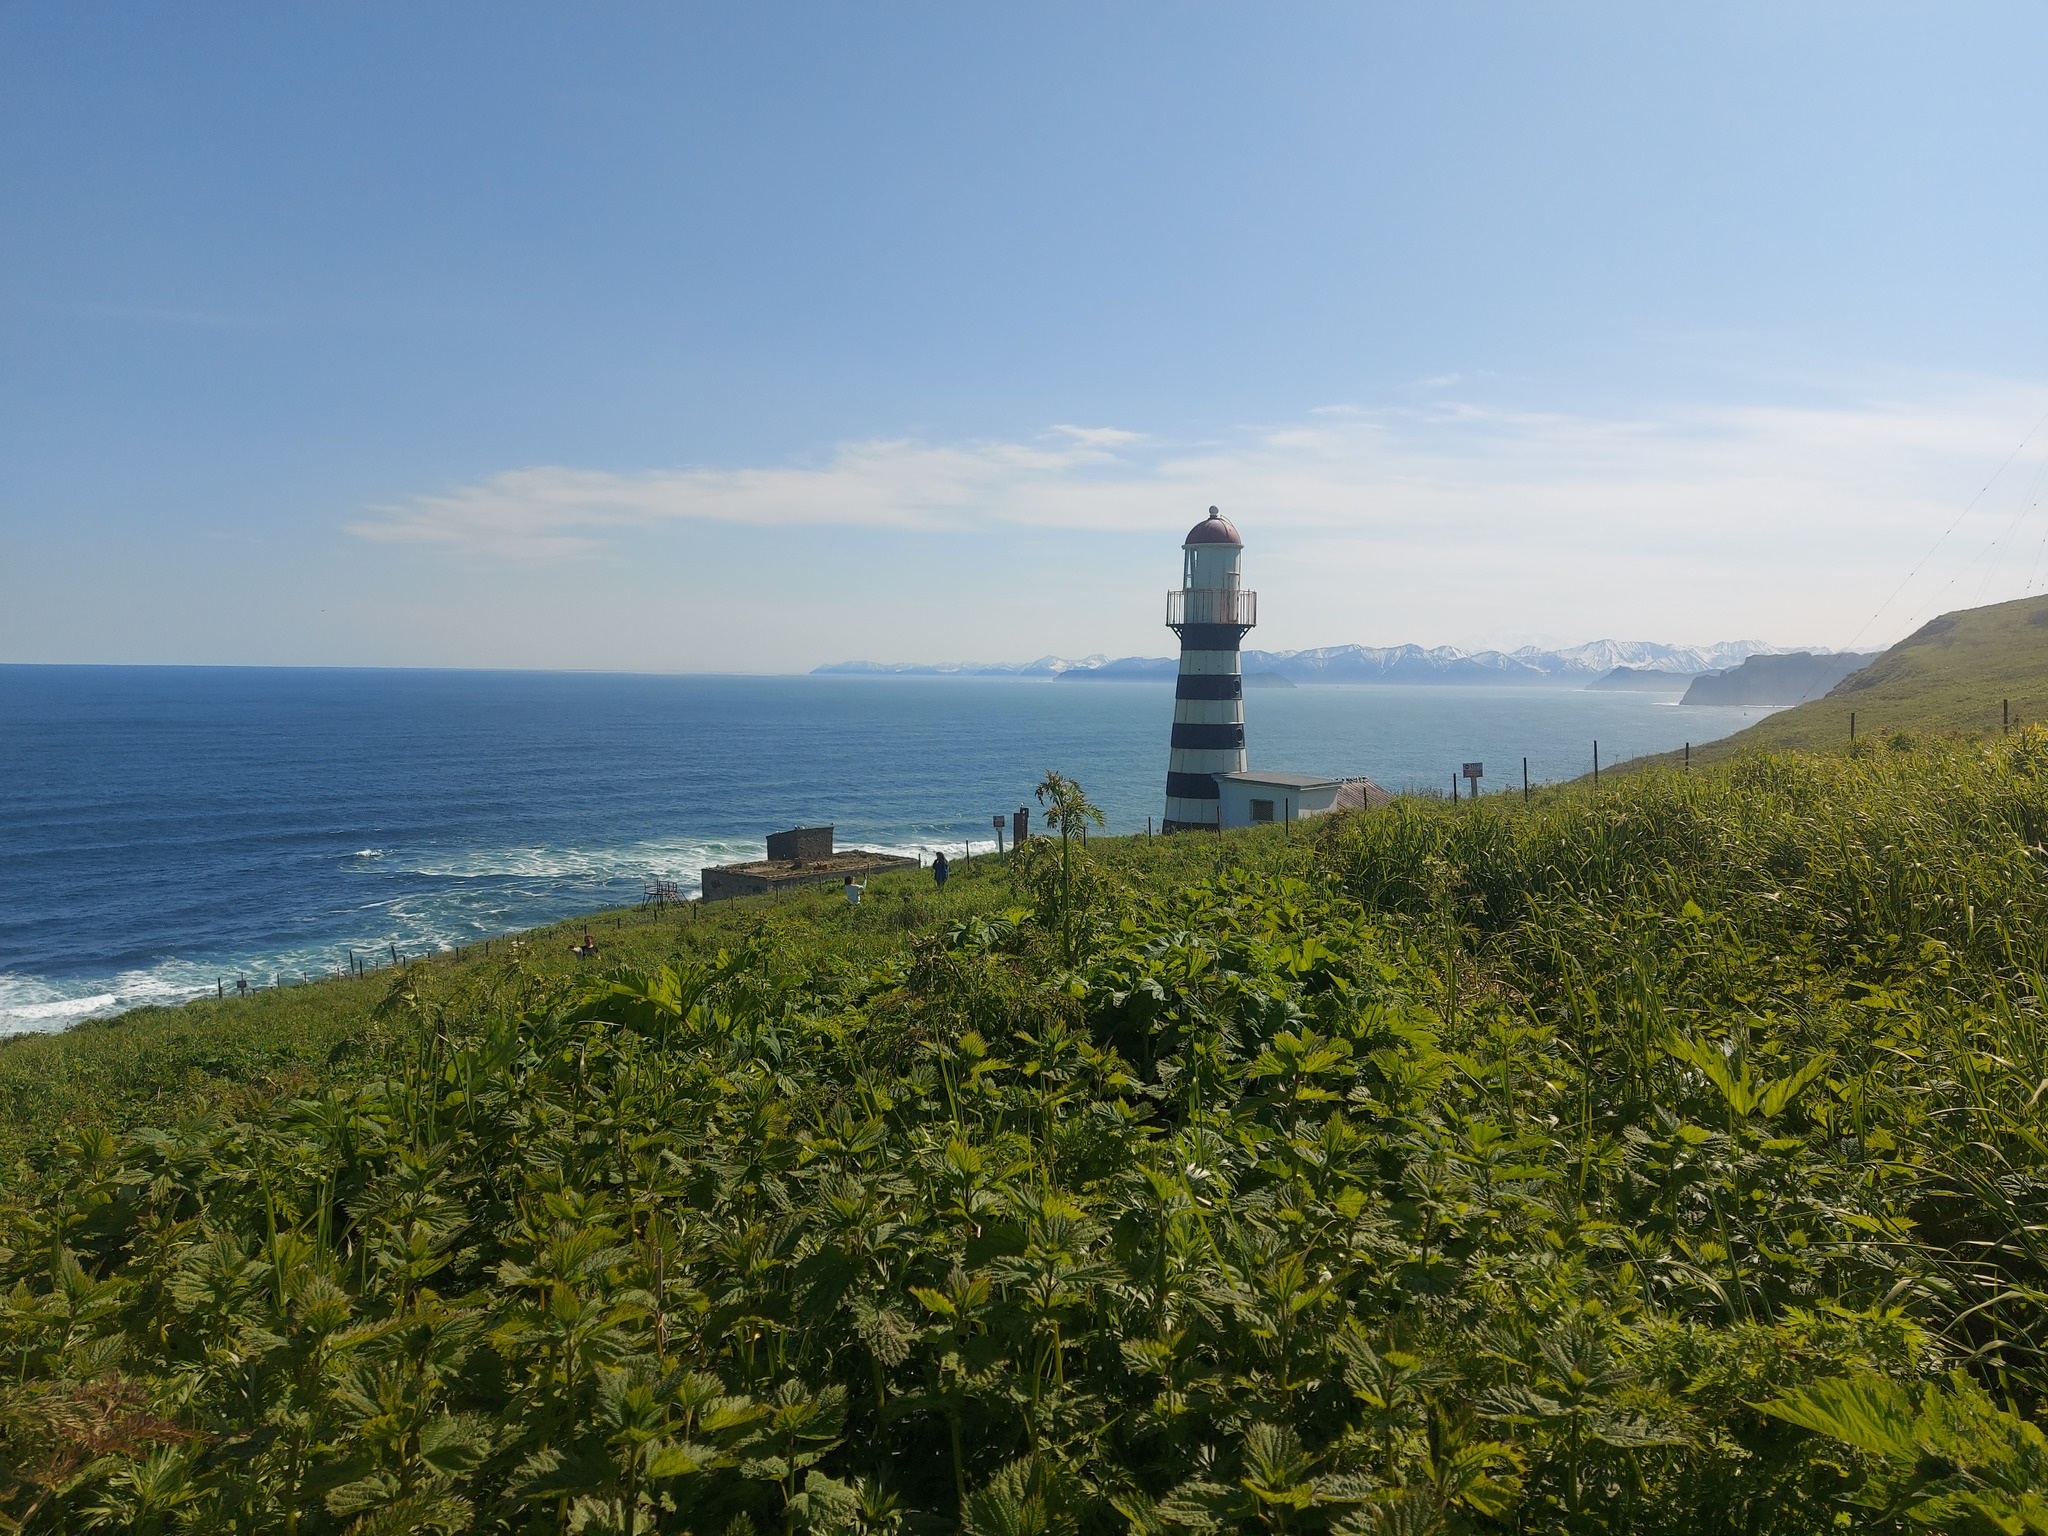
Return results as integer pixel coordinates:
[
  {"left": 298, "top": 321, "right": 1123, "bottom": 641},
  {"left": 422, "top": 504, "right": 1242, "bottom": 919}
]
[{"left": 0, "top": 666, "right": 1778, "bottom": 1034}]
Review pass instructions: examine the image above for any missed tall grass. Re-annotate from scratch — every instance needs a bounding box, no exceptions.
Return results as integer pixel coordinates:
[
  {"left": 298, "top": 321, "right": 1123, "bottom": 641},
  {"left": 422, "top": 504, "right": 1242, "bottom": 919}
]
[{"left": 1324, "top": 735, "right": 2048, "bottom": 1403}]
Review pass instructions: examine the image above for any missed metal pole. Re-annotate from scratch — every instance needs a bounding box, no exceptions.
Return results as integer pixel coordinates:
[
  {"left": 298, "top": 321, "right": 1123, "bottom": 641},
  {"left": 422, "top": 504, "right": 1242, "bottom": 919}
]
[
  {"left": 1593, "top": 741, "right": 1599, "bottom": 792},
  {"left": 1850, "top": 713, "right": 1855, "bottom": 743},
  {"left": 1522, "top": 757, "right": 1529, "bottom": 803}
]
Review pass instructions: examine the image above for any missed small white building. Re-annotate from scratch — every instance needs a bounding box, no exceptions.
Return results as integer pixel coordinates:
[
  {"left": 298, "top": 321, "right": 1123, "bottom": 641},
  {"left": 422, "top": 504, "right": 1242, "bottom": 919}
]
[{"left": 1213, "top": 771, "right": 1389, "bottom": 830}]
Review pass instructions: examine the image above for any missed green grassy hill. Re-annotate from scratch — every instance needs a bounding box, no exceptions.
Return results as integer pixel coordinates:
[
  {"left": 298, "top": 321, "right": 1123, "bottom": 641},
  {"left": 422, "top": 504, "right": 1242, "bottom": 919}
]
[
  {"left": 1639, "top": 591, "right": 2048, "bottom": 769},
  {"left": 3, "top": 758, "right": 2046, "bottom": 1534}
]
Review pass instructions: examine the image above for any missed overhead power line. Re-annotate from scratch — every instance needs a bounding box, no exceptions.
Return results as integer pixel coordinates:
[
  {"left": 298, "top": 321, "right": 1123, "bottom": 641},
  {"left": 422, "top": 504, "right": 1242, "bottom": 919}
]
[{"left": 1842, "top": 402, "right": 2048, "bottom": 654}]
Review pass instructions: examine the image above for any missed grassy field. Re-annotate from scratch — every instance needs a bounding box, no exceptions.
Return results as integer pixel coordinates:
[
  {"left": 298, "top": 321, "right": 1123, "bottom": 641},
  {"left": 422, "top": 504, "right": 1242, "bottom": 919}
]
[
  {"left": 3, "top": 751, "right": 2046, "bottom": 1535},
  {"left": 1630, "top": 591, "right": 2048, "bottom": 770},
  {"left": 0, "top": 830, "right": 1304, "bottom": 1165},
  {"left": 0, "top": 858, "right": 999, "bottom": 1163}
]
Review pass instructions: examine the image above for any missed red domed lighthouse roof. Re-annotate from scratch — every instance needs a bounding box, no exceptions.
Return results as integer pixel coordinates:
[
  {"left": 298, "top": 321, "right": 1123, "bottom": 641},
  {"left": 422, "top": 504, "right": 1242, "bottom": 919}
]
[{"left": 1183, "top": 506, "right": 1242, "bottom": 547}]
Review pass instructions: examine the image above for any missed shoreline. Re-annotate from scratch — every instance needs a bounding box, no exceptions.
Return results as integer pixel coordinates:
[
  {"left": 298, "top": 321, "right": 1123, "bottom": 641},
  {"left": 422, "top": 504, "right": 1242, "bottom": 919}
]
[
  {"left": 3, "top": 675, "right": 1774, "bottom": 1039},
  {"left": 0, "top": 845, "right": 999, "bottom": 1045}
]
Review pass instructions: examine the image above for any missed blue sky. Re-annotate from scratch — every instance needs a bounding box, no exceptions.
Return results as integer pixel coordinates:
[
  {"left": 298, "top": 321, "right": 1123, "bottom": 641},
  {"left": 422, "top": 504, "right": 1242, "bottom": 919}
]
[{"left": 4, "top": 4, "right": 2046, "bottom": 670}]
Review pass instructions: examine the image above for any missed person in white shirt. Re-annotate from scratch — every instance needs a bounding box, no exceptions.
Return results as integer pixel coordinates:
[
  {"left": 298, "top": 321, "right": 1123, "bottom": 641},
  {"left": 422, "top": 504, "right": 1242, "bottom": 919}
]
[{"left": 844, "top": 874, "right": 866, "bottom": 906}]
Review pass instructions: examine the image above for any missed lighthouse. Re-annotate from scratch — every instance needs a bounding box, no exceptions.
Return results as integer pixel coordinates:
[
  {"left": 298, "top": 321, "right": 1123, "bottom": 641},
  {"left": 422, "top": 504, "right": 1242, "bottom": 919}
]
[{"left": 1162, "top": 507, "right": 1257, "bottom": 831}]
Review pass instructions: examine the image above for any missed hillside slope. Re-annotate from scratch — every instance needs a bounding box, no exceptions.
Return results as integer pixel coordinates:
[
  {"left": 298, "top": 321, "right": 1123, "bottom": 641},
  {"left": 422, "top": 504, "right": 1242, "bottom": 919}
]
[
  {"left": 4, "top": 752, "right": 2047, "bottom": 1533},
  {"left": 1639, "top": 591, "right": 2048, "bottom": 767}
]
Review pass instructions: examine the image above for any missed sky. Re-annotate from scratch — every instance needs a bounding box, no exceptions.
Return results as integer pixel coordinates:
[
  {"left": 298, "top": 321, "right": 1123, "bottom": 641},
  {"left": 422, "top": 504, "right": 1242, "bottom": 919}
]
[{"left": 3, "top": 4, "right": 2047, "bottom": 672}]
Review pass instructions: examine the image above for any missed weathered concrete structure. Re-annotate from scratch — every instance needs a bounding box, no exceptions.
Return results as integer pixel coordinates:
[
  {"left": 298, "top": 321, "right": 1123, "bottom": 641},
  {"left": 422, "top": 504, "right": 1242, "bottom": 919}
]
[
  {"left": 766, "top": 825, "right": 835, "bottom": 862},
  {"left": 700, "top": 825, "right": 915, "bottom": 902}
]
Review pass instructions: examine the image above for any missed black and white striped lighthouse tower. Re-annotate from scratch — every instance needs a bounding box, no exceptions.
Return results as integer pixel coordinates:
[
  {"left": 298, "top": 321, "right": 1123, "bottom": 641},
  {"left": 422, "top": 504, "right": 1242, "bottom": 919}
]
[{"left": 1162, "top": 507, "right": 1257, "bottom": 831}]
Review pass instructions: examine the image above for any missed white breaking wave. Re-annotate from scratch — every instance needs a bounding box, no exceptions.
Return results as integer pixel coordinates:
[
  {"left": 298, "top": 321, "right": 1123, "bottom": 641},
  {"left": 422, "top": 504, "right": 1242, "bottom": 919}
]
[
  {"left": 400, "top": 835, "right": 765, "bottom": 886},
  {"left": 860, "top": 837, "right": 1001, "bottom": 863},
  {"left": 0, "top": 962, "right": 233, "bottom": 1036},
  {"left": 0, "top": 942, "right": 432, "bottom": 1037},
  {"left": 1, "top": 829, "right": 1006, "bottom": 1038},
  {"left": 399, "top": 831, "right": 1005, "bottom": 888},
  {"left": 5, "top": 992, "right": 118, "bottom": 1022}
]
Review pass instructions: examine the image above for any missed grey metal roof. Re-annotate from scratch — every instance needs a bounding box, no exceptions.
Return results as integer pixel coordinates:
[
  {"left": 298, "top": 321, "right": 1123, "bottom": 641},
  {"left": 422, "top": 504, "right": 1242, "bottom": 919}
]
[{"left": 1213, "top": 770, "right": 1342, "bottom": 788}]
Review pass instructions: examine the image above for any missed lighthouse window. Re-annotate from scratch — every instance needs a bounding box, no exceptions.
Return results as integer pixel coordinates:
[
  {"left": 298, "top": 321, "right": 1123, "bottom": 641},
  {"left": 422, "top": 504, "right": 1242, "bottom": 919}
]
[{"left": 1250, "top": 799, "right": 1275, "bottom": 823}]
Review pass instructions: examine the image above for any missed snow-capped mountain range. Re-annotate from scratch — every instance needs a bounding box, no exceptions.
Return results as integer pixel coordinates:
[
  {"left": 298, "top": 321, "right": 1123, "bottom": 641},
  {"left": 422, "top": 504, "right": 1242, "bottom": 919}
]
[{"left": 815, "top": 639, "right": 1813, "bottom": 685}]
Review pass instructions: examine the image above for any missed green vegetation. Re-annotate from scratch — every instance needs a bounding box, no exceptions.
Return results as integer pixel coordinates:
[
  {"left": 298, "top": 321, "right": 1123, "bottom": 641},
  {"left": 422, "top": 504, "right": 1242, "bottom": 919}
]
[
  {"left": 1650, "top": 593, "right": 2048, "bottom": 769},
  {"left": 0, "top": 874, "right": 969, "bottom": 1165},
  {"left": 3, "top": 749, "right": 2047, "bottom": 1533}
]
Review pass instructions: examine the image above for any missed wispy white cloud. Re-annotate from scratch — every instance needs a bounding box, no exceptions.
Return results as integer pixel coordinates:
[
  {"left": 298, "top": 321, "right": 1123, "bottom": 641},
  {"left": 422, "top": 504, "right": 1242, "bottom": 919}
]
[
  {"left": 350, "top": 382, "right": 2048, "bottom": 620},
  {"left": 348, "top": 432, "right": 1149, "bottom": 558},
  {"left": 1049, "top": 424, "right": 1144, "bottom": 447}
]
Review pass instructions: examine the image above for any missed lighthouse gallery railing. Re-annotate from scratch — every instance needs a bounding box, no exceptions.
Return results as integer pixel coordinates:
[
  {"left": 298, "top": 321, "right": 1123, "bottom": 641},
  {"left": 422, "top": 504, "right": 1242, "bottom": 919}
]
[{"left": 1165, "top": 587, "right": 1258, "bottom": 629}]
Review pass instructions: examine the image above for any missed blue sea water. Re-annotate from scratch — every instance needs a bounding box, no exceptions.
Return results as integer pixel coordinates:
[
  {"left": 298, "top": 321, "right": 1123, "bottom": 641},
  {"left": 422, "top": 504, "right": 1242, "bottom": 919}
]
[{"left": 0, "top": 666, "right": 1779, "bottom": 1034}]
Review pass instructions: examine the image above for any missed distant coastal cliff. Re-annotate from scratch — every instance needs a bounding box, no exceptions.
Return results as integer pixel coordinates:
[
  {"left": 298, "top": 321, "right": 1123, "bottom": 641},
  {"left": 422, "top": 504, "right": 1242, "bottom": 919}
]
[
  {"left": 1681, "top": 650, "right": 1877, "bottom": 706},
  {"left": 1586, "top": 666, "right": 1696, "bottom": 692}
]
